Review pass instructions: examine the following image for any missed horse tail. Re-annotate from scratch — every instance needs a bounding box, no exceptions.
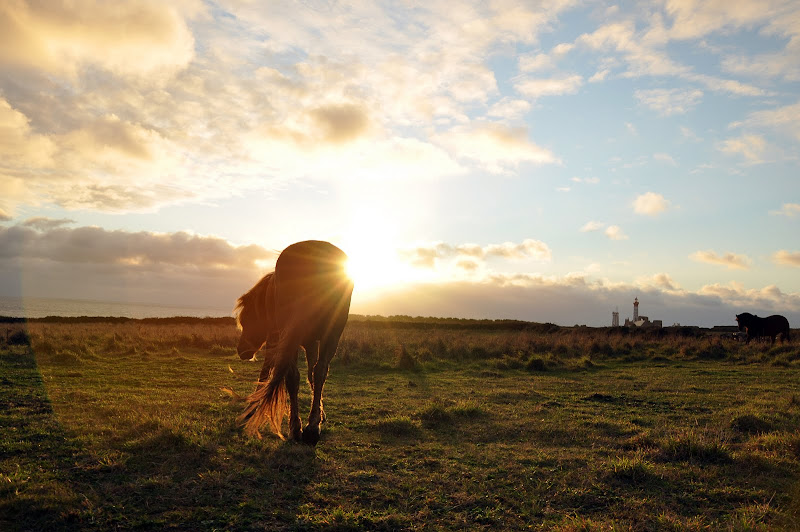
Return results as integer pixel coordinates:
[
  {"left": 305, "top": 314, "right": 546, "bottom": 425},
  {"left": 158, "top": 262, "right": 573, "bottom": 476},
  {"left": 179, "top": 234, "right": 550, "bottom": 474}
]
[{"left": 238, "top": 330, "right": 299, "bottom": 439}]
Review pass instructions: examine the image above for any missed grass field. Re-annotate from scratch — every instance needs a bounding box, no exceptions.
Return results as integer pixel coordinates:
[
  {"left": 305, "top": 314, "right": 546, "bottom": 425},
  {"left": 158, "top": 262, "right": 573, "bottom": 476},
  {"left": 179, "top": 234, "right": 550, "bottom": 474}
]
[{"left": 2, "top": 318, "right": 799, "bottom": 530}]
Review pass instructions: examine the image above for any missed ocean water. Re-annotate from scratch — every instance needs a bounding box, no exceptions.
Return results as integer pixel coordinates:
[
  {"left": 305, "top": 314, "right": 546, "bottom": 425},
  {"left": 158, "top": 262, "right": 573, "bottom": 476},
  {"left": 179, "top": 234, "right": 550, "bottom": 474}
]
[{"left": 0, "top": 296, "right": 232, "bottom": 319}]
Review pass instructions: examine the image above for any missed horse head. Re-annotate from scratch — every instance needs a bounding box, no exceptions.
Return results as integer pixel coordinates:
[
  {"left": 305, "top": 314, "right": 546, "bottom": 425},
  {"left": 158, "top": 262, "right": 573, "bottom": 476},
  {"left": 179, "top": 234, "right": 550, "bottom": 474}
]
[{"left": 735, "top": 312, "right": 755, "bottom": 332}]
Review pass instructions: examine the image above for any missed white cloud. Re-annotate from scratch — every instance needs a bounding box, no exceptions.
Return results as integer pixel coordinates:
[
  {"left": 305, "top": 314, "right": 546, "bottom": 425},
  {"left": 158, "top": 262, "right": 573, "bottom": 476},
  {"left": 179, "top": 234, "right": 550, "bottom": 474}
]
[
  {"left": 633, "top": 192, "right": 671, "bottom": 216},
  {"left": 580, "top": 221, "right": 604, "bottom": 232},
  {"left": 605, "top": 225, "right": 628, "bottom": 240},
  {"left": 698, "top": 281, "right": 799, "bottom": 314},
  {"left": 653, "top": 152, "right": 677, "bottom": 166},
  {"left": 0, "top": 208, "right": 12, "bottom": 222},
  {"left": 515, "top": 75, "right": 583, "bottom": 99},
  {"left": 718, "top": 134, "right": 767, "bottom": 163},
  {"left": 402, "top": 238, "right": 553, "bottom": 268},
  {"left": 635, "top": 88, "right": 703, "bottom": 115},
  {"left": 589, "top": 69, "right": 610, "bottom": 82},
  {"left": 680, "top": 126, "right": 702, "bottom": 142},
  {"left": 739, "top": 101, "right": 800, "bottom": 142},
  {"left": 0, "top": 1, "right": 199, "bottom": 80},
  {"left": 434, "top": 123, "right": 560, "bottom": 173},
  {"left": 664, "top": 0, "right": 792, "bottom": 40},
  {"left": 519, "top": 53, "right": 554, "bottom": 72},
  {"left": 772, "top": 250, "right": 800, "bottom": 267},
  {"left": 771, "top": 203, "right": 800, "bottom": 217},
  {"left": 689, "top": 250, "right": 752, "bottom": 270},
  {"left": 487, "top": 98, "right": 532, "bottom": 120}
]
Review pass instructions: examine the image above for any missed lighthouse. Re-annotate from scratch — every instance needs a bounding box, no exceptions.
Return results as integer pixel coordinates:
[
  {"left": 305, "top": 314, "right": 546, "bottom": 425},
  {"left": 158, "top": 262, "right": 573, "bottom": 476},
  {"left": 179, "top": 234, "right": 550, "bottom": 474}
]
[{"left": 633, "top": 297, "right": 639, "bottom": 322}]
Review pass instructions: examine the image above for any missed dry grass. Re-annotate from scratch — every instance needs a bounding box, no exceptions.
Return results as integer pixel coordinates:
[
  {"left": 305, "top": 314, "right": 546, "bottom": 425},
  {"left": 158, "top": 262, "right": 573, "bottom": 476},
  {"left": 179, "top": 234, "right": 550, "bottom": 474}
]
[{"left": 2, "top": 316, "right": 799, "bottom": 530}]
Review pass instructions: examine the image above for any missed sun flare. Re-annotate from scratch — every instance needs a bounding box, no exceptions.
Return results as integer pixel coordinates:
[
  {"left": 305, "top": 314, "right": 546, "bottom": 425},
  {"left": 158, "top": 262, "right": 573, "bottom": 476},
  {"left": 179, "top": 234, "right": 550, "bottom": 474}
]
[{"left": 345, "top": 244, "right": 421, "bottom": 295}]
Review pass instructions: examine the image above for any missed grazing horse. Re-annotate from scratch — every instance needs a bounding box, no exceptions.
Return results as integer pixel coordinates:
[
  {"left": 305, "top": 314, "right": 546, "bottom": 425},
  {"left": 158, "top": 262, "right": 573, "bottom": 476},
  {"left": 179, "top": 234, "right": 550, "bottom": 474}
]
[
  {"left": 235, "top": 240, "right": 353, "bottom": 444},
  {"left": 735, "top": 312, "right": 791, "bottom": 344}
]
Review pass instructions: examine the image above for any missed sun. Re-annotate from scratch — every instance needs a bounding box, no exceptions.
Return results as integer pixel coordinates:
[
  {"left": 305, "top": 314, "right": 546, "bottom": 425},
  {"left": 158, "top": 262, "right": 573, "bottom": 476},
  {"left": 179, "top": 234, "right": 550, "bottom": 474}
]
[{"left": 344, "top": 243, "right": 418, "bottom": 294}]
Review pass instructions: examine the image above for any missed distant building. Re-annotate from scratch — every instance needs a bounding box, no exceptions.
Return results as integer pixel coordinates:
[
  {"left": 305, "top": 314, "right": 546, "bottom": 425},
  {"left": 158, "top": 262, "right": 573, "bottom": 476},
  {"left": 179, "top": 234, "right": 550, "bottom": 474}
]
[
  {"left": 623, "top": 297, "right": 662, "bottom": 328},
  {"left": 612, "top": 310, "right": 619, "bottom": 327}
]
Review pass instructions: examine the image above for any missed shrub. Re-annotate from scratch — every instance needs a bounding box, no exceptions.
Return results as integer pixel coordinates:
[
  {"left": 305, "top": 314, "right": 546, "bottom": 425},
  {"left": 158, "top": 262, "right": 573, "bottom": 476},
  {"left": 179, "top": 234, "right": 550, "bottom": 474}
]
[
  {"left": 526, "top": 356, "right": 548, "bottom": 372},
  {"left": 7, "top": 329, "right": 30, "bottom": 346}
]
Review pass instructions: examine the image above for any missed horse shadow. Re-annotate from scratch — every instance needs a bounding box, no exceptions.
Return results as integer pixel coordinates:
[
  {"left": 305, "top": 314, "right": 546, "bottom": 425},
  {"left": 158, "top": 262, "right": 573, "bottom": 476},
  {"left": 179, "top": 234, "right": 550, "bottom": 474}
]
[{"left": 1, "top": 350, "right": 322, "bottom": 531}]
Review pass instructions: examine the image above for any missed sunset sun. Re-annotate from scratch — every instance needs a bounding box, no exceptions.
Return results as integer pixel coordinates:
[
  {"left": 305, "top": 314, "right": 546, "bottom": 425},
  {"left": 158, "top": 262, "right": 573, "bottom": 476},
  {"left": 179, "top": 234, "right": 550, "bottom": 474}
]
[{"left": 344, "top": 243, "right": 421, "bottom": 295}]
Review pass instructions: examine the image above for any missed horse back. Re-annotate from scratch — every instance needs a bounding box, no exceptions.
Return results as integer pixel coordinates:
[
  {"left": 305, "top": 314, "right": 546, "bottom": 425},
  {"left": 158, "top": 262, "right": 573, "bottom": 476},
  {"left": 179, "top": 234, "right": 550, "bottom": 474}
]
[{"left": 273, "top": 240, "right": 352, "bottom": 337}]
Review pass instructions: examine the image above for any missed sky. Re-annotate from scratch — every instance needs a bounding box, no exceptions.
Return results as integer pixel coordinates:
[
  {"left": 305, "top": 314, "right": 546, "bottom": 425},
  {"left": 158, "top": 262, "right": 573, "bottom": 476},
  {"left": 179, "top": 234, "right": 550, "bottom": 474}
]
[{"left": 0, "top": 0, "right": 799, "bottom": 327}]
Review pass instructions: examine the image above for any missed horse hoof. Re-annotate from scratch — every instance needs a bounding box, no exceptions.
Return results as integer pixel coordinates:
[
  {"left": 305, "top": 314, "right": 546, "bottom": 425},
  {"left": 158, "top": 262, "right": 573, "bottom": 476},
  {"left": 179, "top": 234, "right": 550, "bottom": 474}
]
[{"left": 302, "top": 426, "right": 320, "bottom": 445}]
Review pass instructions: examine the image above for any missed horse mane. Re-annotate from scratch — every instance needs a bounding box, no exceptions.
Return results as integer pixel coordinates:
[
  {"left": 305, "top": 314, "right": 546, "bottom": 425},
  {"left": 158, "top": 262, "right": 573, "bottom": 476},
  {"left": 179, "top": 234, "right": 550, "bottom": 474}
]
[{"left": 235, "top": 272, "right": 274, "bottom": 330}]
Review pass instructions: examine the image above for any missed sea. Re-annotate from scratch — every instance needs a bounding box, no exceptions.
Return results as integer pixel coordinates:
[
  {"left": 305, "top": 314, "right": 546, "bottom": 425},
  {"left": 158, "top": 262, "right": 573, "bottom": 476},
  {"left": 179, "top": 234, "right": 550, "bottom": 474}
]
[{"left": 0, "top": 296, "right": 233, "bottom": 320}]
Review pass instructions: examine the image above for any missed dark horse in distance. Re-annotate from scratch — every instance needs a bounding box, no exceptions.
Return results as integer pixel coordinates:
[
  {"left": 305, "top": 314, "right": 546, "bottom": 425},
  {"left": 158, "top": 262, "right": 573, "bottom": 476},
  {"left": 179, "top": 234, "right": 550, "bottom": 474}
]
[
  {"left": 735, "top": 312, "right": 791, "bottom": 344},
  {"left": 235, "top": 240, "right": 353, "bottom": 444}
]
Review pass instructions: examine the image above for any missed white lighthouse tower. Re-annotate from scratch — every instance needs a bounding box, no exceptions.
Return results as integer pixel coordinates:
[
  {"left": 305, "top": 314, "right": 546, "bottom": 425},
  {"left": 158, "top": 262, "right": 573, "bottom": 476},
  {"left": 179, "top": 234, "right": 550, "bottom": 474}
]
[{"left": 633, "top": 297, "right": 639, "bottom": 322}]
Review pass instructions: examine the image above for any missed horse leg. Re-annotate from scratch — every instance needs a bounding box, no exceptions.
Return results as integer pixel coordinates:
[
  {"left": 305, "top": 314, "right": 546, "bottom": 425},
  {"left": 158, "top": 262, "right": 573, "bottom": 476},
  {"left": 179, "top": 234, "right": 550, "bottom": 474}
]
[
  {"left": 286, "top": 360, "right": 302, "bottom": 442},
  {"left": 303, "top": 338, "right": 334, "bottom": 445},
  {"left": 304, "top": 340, "right": 325, "bottom": 424},
  {"left": 305, "top": 339, "right": 320, "bottom": 391}
]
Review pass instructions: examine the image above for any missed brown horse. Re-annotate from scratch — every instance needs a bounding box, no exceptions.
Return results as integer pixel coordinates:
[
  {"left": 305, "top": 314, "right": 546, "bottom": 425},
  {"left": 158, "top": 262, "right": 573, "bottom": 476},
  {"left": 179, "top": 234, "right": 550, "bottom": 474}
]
[
  {"left": 735, "top": 312, "right": 791, "bottom": 344},
  {"left": 234, "top": 240, "right": 353, "bottom": 444}
]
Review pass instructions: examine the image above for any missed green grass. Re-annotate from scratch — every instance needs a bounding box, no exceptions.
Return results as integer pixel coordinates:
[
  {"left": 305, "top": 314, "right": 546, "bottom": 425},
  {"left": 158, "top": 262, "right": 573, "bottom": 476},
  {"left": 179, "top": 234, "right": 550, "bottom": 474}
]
[{"left": 1, "top": 320, "right": 799, "bottom": 530}]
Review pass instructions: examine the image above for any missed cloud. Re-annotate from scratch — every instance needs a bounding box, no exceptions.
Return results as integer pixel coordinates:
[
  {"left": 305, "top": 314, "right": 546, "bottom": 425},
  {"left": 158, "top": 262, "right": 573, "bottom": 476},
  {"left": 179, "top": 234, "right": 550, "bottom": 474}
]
[
  {"left": 697, "top": 281, "right": 799, "bottom": 315},
  {"left": 718, "top": 134, "right": 767, "bottom": 163},
  {"left": 635, "top": 88, "right": 703, "bottom": 115},
  {"left": 22, "top": 217, "right": 76, "bottom": 231},
  {"left": 515, "top": 75, "right": 583, "bottom": 99},
  {"left": 589, "top": 69, "right": 610, "bottom": 82},
  {"left": 0, "top": 223, "right": 274, "bottom": 271},
  {"left": 771, "top": 203, "right": 800, "bottom": 217},
  {"left": 402, "top": 238, "right": 552, "bottom": 268},
  {"left": 680, "top": 126, "right": 702, "bottom": 142},
  {"left": 487, "top": 98, "right": 531, "bottom": 120},
  {"left": 689, "top": 250, "right": 752, "bottom": 270},
  {"left": 580, "top": 221, "right": 628, "bottom": 240},
  {"left": 653, "top": 152, "right": 677, "bottom": 166},
  {"left": 604, "top": 225, "right": 628, "bottom": 240},
  {"left": 738, "top": 101, "right": 800, "bottom": 142},
  {"left": 772, "top": 250, "right": 800, "bottom": 267},
  {"left": 0, "top": 208, "right": 11, "bottom": 222},
  {"left": 308, "top": 104, "right": 371, "bottom": 144},
  {"left": 664, "top": 0, "right": 792, "bottom": 41},
  {"left": 434, "top": 123, "right": 560, "bottom": 173},
  {"left": 633, "top": 192, "right": 671, "bottom": 216},
  {"left": 0, "top": 0, "right": 198, "bottom": 79},
  {"left": 580, "top": 221, "right": 605, "bottom": 232},
  {"left": 350, "top": 274, "right": 800, "bottom": 327},
  {"left": 646, "top": 273, "right": 681, "bottom": 292}
]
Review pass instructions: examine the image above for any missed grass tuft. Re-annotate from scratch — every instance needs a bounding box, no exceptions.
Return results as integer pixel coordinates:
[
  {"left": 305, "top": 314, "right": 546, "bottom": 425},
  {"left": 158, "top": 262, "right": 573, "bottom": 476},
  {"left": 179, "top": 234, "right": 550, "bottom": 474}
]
[
  {"left": 730, "top": 414, "right": 774, "bottom": 435},
  {"left": 374, "top": 416, "right": 420, "bottom": 438},
  {"left": 658, "top": 431, "right": 733, "bottom": 464}
]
